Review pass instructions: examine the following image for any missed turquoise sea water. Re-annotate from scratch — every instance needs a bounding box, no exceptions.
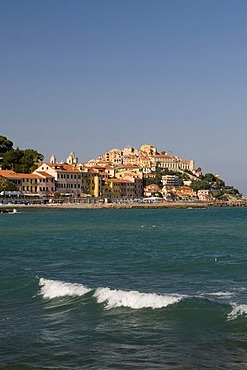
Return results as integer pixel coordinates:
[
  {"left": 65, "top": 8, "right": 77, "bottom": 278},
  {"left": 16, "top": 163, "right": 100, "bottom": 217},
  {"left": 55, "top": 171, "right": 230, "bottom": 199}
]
[{"left": 0, "top": 207, "right": 247, "bottom": 369}]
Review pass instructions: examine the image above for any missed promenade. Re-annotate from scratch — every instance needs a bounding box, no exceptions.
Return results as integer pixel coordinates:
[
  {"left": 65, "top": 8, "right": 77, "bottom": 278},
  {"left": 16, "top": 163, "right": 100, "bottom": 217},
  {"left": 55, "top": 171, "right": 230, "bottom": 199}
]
[{"left": 0, "top": 199, "right": 246, "bottom": 213}]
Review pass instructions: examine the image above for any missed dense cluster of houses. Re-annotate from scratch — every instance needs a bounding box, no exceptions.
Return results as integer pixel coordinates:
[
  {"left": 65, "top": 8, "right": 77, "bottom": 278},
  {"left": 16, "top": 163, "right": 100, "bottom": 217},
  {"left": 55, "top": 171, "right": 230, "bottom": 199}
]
[{"left": 0, "top": 144, "right": 214, "bottom": 201}]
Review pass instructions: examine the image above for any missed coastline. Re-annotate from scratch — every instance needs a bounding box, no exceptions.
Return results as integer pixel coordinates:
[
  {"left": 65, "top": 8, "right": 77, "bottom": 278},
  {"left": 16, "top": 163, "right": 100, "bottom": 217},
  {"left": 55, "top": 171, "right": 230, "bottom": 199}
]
[{"left": 0, "top": 199, "right": 246, "bottom": 212}]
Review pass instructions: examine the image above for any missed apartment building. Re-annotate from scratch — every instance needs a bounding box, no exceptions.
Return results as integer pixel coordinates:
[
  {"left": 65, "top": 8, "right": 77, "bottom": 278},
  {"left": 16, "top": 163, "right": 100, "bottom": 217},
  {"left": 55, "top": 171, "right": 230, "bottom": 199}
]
[
  {"left": 0, "top": 170, "right": 55, "bottom": 196},
  {"left": 152, "top": 154, "right": 194, "bottom": 172},
  {"left": 102, "top": 148, "right": 123, "bottom": 165},
  {"left": 0, "top": 170, "right": 22, "bottom": 192},
  {"left": 36, "top": 163, "right": 81, "bottom": 196},
  {"left": 144, "top": 183, "right": 161, "bottom": 197},
  {"left": 33, "top": 171, "right": 55, "bottom": 196},
  {"left": 80, "top": 170, "right": 104, "bottom": 197},
  {"left": 102, "top": 177, "right": 141, "bottom": 199}
]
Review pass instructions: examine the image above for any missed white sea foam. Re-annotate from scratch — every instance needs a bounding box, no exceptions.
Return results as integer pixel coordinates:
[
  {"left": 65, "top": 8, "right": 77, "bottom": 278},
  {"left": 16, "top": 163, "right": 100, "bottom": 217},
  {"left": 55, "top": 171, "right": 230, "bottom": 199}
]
[
  {"left": 93, "top": 287, "right": 184, "bottom": 309},
  {"left": 227, "top": 304, "right": 247, "bottom": 321},
  {"left": 207, "top": 291, "right": 235, "bottom": 298},
  {"left": 39, "top": 278, "right": 91, "bottom": 299}
]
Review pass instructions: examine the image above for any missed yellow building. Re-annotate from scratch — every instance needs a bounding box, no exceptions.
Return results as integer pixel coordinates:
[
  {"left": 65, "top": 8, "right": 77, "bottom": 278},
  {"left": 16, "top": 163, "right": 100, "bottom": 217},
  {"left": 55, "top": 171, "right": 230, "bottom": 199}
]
[
  {"left": 101, "top": 178, "right": 138, "bottom": 199},
  {"left": 81, "top": 170, "right": 104, "bottom": 197},
  {"left": 140, "top": 144, "right": 157, "bottom": 156},
  {"left": 102, "top": 148, "right": 122, "bottom": 165}
]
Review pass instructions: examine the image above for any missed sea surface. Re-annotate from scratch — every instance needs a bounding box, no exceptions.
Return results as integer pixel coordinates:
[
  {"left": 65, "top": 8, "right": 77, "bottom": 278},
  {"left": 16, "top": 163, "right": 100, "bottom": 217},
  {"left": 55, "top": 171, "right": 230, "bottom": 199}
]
[{"left": 0, "top": 207, "right": 247, "bottom": 369}]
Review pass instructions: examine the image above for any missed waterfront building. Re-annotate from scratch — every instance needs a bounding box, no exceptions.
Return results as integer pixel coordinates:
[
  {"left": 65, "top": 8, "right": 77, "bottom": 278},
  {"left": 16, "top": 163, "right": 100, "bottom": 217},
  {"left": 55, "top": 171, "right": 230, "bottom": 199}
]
[
  {"left": 162, "top": 185, "right": 197, "bottom": 200},
  {"left": 197, "top": 189, "right": 214, "bottom": 201},
  {"left": 80, "top": 169, "right": 104, "bottom": 198},
  {"left": 33, "top": 171, "right": 56, "bottom": 196},
  {"left": 0, "top": 170, "right": 56, "bottom": 196},
  {"left": 115, "top": 172, "right": 143, "bottom": 198},
  {"left": 20, "top": 173, "right": 41, "bottom": 195},
  {"left": 144, "top": 183, "right": 161, "bottom": 197},
  {"left": 0, "top": 170, "right": 22, "bottom": 192},
  {"left": 174, "top": 186, "right": 197, "bottom": 199},
  {"left": 102, "top": 178, "right": 136, "bottom": 199},
  {"left": 36, "top": 163, "right": 81, "bottom": 196}
]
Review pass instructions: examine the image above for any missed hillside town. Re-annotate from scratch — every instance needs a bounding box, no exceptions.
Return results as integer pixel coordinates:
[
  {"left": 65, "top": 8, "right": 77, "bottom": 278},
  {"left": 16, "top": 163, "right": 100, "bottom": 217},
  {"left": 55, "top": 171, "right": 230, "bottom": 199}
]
[{"left": 0, "top": 142, "right": 243, "bottom": 204}]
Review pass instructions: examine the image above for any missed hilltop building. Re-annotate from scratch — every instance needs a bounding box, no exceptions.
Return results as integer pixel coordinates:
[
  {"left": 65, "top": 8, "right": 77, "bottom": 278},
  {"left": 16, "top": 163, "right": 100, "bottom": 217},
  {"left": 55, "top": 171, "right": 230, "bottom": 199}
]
[
  {"left": 67, "top": 151, "right": 78, "bottom": 165},
  {"left": 0, "top": 146, "right": 199, "bottom": 201},
  {"left": 140, "top": 144, "right": 157, "bottom": 156}
]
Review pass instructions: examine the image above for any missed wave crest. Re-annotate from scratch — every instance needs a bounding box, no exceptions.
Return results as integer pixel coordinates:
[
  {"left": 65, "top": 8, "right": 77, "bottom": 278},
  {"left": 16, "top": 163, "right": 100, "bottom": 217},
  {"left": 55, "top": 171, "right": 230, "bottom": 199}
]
[
  {"left": 39, "top": 278, "right": 91, "bottom": 299},
  {"left": 228, "top": 304, "right": 247, "bottom": 320},
  {"left": 93, "top": 287, "right": 184, "bottom": 309}
]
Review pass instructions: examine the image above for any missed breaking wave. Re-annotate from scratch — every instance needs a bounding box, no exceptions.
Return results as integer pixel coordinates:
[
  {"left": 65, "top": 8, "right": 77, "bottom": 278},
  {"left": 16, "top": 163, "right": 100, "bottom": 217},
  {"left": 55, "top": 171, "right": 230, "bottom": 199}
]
[
  {"left": 39, "top": 278, "right": 92, "bottom": 299},
  {"left": 93, "top": 287, "right": 184, "bottom": 309},
  {"left": 38, "top": 278, "right": 247, "bottom": 319},
  {"left": 38, "top": 278, "right": 185, "bottom": 308},
  {"left": 227, "top": 304, "right": 247, "bottom": 321}
]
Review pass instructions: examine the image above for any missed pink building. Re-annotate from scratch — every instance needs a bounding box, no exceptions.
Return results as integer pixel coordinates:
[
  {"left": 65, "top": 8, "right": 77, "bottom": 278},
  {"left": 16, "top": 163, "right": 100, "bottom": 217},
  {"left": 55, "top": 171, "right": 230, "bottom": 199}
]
[{"left": 35, "top": 163, "right": 82, "bottom": 196}]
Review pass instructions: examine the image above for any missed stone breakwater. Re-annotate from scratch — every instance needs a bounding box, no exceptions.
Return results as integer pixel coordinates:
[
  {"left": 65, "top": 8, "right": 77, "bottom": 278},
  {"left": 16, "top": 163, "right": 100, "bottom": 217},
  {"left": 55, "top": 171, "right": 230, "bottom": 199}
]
[{"left": 0, "top": 200, "right": 246, "bottom": 212}]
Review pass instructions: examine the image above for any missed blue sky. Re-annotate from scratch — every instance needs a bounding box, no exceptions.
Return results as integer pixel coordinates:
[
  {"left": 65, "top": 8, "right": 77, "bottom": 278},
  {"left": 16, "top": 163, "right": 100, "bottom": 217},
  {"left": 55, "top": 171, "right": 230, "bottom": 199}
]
[{"left": 1, "top": 0, "right": 246, "bottom": 194}]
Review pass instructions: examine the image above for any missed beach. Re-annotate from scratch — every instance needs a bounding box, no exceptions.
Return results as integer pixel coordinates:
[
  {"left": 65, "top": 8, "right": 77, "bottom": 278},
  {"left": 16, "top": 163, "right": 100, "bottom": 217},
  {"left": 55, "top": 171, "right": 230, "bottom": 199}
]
[{"left": 0, "top": 198, "right": 246, "bottom": 213}]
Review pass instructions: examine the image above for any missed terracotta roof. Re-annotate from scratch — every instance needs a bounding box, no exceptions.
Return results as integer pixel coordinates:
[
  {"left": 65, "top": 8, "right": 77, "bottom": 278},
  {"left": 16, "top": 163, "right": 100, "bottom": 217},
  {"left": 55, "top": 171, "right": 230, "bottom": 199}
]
[
  {"left": 20, "top": 173, "right": 40, "bottom": 179},
  {"left": 52, "top": 164, "right": 80, "bottom": 173},
  {"left": 35, "top": 171, "right": 55, "bottom": 178},
  {"left": 0, "top": 170, "right": 19, "bottom": 178},
  {"left": 0, "top": 170, "right": 39, "bottom": 179}
]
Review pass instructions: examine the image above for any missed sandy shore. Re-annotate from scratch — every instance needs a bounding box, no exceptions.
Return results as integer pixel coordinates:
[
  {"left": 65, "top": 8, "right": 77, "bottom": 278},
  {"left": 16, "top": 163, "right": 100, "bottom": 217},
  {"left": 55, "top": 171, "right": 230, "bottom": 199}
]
[{"left": 1, "top": 199, "right": 246, "bottom": 212}]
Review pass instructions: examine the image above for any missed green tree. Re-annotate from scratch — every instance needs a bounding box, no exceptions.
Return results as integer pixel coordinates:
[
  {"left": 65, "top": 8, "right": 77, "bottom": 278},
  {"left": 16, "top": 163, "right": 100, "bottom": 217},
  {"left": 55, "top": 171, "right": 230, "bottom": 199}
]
[
  {"left": 0, "top": 177, "right": 17, "bottom": 192},
  {"left": 0, "top": 135, "right": 13, "bottom": 155},
  {"left": 2, "top": 148, "right": 24, "bottom": 171},
  {"left": 0, "top": 135, "right": 44, "bottom": 173},
  {"left": 18, "top": 149, "right": 44, "bottom": 173},
  {"left": 144, "top": 176, "right": 161, "bottom": 187}
]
